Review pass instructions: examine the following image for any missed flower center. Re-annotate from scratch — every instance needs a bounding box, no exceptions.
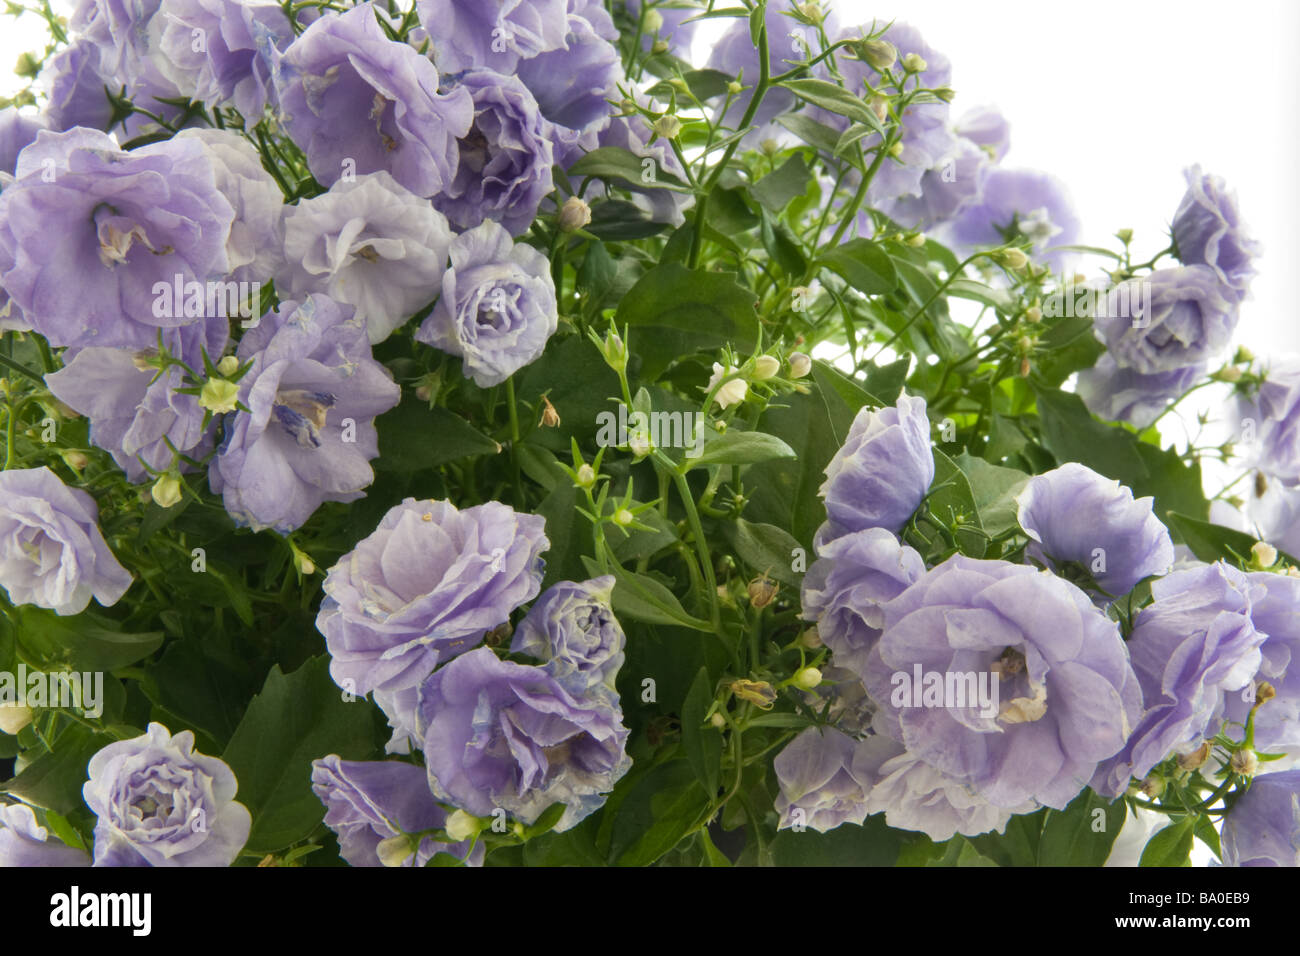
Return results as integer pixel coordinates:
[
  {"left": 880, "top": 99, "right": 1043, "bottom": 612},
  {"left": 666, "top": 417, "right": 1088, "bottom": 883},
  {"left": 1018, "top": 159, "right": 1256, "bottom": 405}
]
[{"left": 273, "top": 388, "right": 336, "bottom": 448}]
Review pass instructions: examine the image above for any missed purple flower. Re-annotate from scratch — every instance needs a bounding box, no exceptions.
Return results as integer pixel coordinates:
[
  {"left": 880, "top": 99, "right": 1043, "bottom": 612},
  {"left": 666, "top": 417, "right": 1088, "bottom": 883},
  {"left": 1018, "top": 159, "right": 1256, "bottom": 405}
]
[
  {"left": 800, "top": 527, "right": 925, "bottom": 680},
  {"left": 864, "top": 555, "right": 1143, "bottom": 809},
  {"left": 511, "top": 576, "right": 625, "bottom": 694},
  {"left": 1221, "top": 573, "right": 1300, "bottom": 754},
  {"left": 318, "top": 498, "right": 548, "bottom": 697},
  {"left": 1093, "top": 563, "right": 1265, "bottom": 798},
  {"left": 39, "top": 39, "right": 117, "bottom": 133},
  {"left": 1076, "top": 353, "right": 1206, "bottom": 429},
  {"left": 0, "top": 128, "right": 235, "bottom": 350},
  {"left": 1092, "top": 266, "right": 1237, "bottom": 377},
  {"left": 879, "top": 135, "right": 988, "bottom": 231},
  {"left": 434, "top": 70, "right": 554, "bottom": 236},
  {"left": 310, "top": 755, "right": 483, "bottom": 867},
  {"left": 414, "top": 220, "right": 558, "bottom": 387},
  {"left": 1231, "top": 355, "right": 1300, "bottom": 484},
  {"left": 816, "top": 393, "right": 934, "bottom": 544},
  {"left": 1172, "top": 165, "right": 1260, "bottom": 304},
  {"left": 0, "top": 804, "right": 91, "bottom": 867},
  {"left": 1016, "top": 463, "right": 1175, "bottom": 596},
  {"left": 415, "top": 647, "right": 631, "bottom": 831},
  {"left": 936, "top": 166, "right": 1080, "bottom": 273},
  {"left": 147, "top": 0, "right": 292, "bottom": 117},
  {"left": 1221, "top": 770, "right": 1300, "bottom": 866},
  {"left": 774, "top": 727, "right": 874, "bottom": 832},
  {"left": 278, "top": 172, "right": 452, "bottom": 344},
  {"left": 417, "top": 0, "right": 569, "bottom": 74},
  {"left": 277, "top": 4, "right": 473, "bottom": 198},
  {"left": 515, "top": 1, "right": 621, "bottom": 135},
  {"left": 0, "top": 466, "right": 132, "bottom": 616},
  {"left": 584, "top": 89, "right": 692, "bottom": 226},
  {"left": 45, "top": 320, "right": 229, "bottom": 482},
  {"left": 0, "top": 108, "right": 46, "bottom": 175},
  {"left": 955, "top": 105, "right": 1010, "bottom": 162},
  {"left": 83, "top": 722, "right": 251, "bottom": 867},
  {"left": 210, "top": 294, "right": 400, "bottom": 532}
]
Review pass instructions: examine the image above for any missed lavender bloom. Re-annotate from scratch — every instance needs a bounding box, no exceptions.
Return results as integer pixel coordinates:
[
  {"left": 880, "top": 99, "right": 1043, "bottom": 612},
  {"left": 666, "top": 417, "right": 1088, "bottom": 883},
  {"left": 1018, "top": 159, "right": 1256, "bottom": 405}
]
[
  {"left": 318, "top": 498, "right": 548, "bottom": 697},
  {"left": 1016, "top": 463, "right": 1175, "bottom": 597},
  {"left": 774, "top": 727, "right": 874, "bottom": 832},
  {"left": 1172, "top": 165, "right": 1260, "bottom": 304},
  {"left": 1221, "top": 770, "right": 1300, "bottom": 866},
  {"left": 434, "top": 70, "right": 554, "bottom": 236},
  {"left": 865, "top": 555, "right": 1143, "bottom": 809},
  {"left": 0, "top": 467, "right": 132, "bottom": 616},
  {"left": 211, "top": 295, "right": 400, "bottom": 532},
  {"left": 277, "top": 4, "right": 473, "bottom": 198},
  {"left": 585, "top": 90, "right": 692, "bottom": 226},
  {"left": 0, "top": 128, "right": 235, "bottom": 350},
  {"left": 1093, "top": 563, "right": 1265, "bottom": 798},
  {"left": 936, "top": 166, "right": 1081, "bottom": 273},
  {"left": 417, "top": 0, "right": 569, "bottom": 74},
  {"left": 413, "top": 221, "right": 558, "bottom": 387},
  {"left": 800, "top": 527, "right": 925, "bottom": 680},
  {"left": 0, "top": 804, "right": 91, "bottom": 867},
  {"left": 148, "top": 0, "right": 292, "bottom": 117},
  {"left": 1076, "top": 353, "right": 1206, "bottom": 429},
  {"left": 311, "top": 756, "right": 483, "bottom": 867},
  {"left": 278, "top": 172, "right": 452, "bottom": 343},
  {"left": 816, "top": 393, "right": 934, "bottom": 545},
  {"left": 1092, "top": 266, "right": 1237, "bottom": 377},
  {"left": 415, "top": 647, "right": 631, "bottom": 831},
  {"left": 45, "top": 319, "right": 229, "bottom": 482},
  {"left": 880, "top": 135, "right": 988, "bottom": 231},
  {"left": 1221, "top": 573, "right": 1300, "bottom": 754},
  {"left": 0, "top": 108, "right": 46, "bottom": 175},
  {"left": 1231, "top": 355, "right": 1300, "bottom": 484},
  {"left": 83, "top": 723, "right": 251, "bottom": 867},
  {"left": 955, "top": 105, "right": 1010, "bottom": 162},
  {"left": 516, "top": 0, "right": 621, "bottom": 135},
  {"left": 39, "top": 39, "right": 118, "bottom": 133},
  {"left": 511, "top": 576, "right": 625, "bottom": 694}
]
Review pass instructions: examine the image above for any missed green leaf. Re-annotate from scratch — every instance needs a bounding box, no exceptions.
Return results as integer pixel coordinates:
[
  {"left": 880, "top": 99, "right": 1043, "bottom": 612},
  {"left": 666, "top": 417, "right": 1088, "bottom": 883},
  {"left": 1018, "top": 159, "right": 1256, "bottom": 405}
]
[
  {"left": 14, "top": 608, "right": 163, "bottom": 673},
  {"left": 927, "top": 449, "right": 987, "bottom": 557},
  {"left": 222, "top": 656, "right": 378, "bottom": 854},
  {"left": 780, "top": 78, "right": 886, "bottom": 137},
  {"left": 1036, "top": 789, "right": 1125, "bottom": 866},
  {"left": 952, "top": 452, "right": 1030, "bottom": 538},
  {"left": 646, "top": 69, "right": 733, "bottom": 102},
  {"left": 688, "top": 428, "right": 796, "bottom": 469},
  {"left": 927, "top": 836, "right": 1001, "bottom": 866},
  {"left": 681, "top": 668, "right": 722, "bottom": 797},
  {"left": 586, "top": 199, "right": 669, "bottom": 240},
  {"left": 817, "top": 238, "right": 898, "bottom": 296},
  {"left": 1166, "top": 512, "right": 1294, "bottom": 567},
  {"left": 750, "top": 154, "right": 812, "bottom": 213},
  {"left": 607, "top": 760, "right": 711, "bottom": 866},
  {"left": 581, "top": 556, "right": 712, "bottom": 631},
  {"left": 759, "top": 214, "right": 807, "bottom": 277},
  {"left": 721, "top": 518, "right": 804, "bottom": 588},
  {"left": 614, "top": 263, "right": 760, "bottom": 380},
  {"left": 1139, "top": 815, "right": 1196, "bottom": 867},
  {"left": 376, "top": 401, "right": 500, "bottom": 472},
  {"left": 769, "top": 813, "right": 903, "bottom": 866},
  {"left": 569, "top": 146, "right": 687, "bottom": 190},
  {"left": 0, "top": 724, "right": 109, "bottom": 816},
  {"left": 775, "top": 113, "right": 853, "bottom": 160},
  {"left": 945, "top": 278, "right": 1015, "bottom": 313},
  {"left": 861, "top": 356, "right": 910, "bottom": 404}
]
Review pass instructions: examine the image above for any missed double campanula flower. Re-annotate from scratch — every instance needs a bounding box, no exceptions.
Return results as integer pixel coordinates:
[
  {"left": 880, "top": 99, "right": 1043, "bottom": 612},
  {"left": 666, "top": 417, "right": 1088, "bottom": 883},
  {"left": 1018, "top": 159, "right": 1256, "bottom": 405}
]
[
  {"left": 515, "top": 0, "right": 621, "bottom": 136},
  {"left": 0, "top": 804, "right": 90, "bottom": 867},
  {"left": 1221, "top": 573, "right": 1300, "bottom": 755},
  {"left": 147, "top": 0, "right": 292, "bottom": 118},
  {"left": 278, "top": 172, "right": 452, "bottom": 344},
  {"left": 277, "top": 3, "right": 473, "bottom": 198},
  {"left": 936, "top": 166, "right": 1081, "bottom": 273},
  {"left": 82, "top": 723, "right": 251, "bottom": 867},
  {"left": 954, "top": 105, "right": 1011, "bottom": 162},
  {"left": 1076, "top": 354, "right": 1205, "bottom": 430},
  {"left": 417, "top": 0, "right": 568, "bottom": 74},
  {"left": 46, "top": 319, "right": 229, "bottom": 482},
  {"left": 1221, "top": 770, "right": 1300, "bottom": 866},
  {"left": 415, "top": 647, "right": 631, "bottom": 832},
  {"left": 864, "top": 555, "right": 1143, "bottom": 809},
  {"left": 311, "top": 755, "right": 483, "bottom": 867},
  {"left": 0, "top": 107, "right": 45, "bottom": 175},
  {"left": 816, "top": 393, "right": 934, "bottom": 545},
  {"left": 1016, "top": 463, "right": 1175, "bottom": 597},
  {"left": 1172, "top": 165, "right": 1260, "bottom": 304},
  {"left": 0, "top": 128, "right": 235, "bottom": 350},
  {"left": 210, "top": 295, "right": 400, "bottom": 532},
  {"left": 774, "top": 727, "right": 875, "bottom": 833},
  {"left": 318, "top": 498, "right": 548, "bottom": 698},
  {"left": 1231, "top": 355, "right": 1300, "bottom": 484},
  {"left": 1093, "top": 563, "right": 1266, "bottom": 798},
  {"left": 0, "top": 467, "right": 132, "bottom": 616},
  {"left": 511, "top": 576, "right": 625, "bottom": 695},
  {"left": 414, "top": 220, "right": 558, "bottom": 387},
  {"left": 800, "top": 527, "right": 924, "bottom": 680},
  {"left": 433, "top": 70, "right": 554, "bottom": 236}
]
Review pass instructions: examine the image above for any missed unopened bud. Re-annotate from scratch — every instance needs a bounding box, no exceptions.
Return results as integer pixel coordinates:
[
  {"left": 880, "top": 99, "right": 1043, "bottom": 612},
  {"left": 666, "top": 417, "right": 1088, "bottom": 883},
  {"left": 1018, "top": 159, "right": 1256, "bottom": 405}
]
[
  {"left": 994, "top": 247, "right": 1029, "bottom": 270},
  {"left": 199, "top": 378, "right": 240, "bottom": 414},
  {"left": 444, "top": 809, "right": 482, "bottom": 843},
  {"left": 0, "top": 704, "right": 33, "bottom": 735},
  {"left": 652, "top": 115, "right": 681, "bottom": 139},
  {"left": 726, "top": 80, "right": 744, "bottom": 95},
  {"left": 887, "top": 141, "right": 904, "bottom": 158},
  {"left": 747, "top": 576, "right": 778, "bottom": 608},
  {"left": 799, "top": 627, "right": 823, "bottom": 649},
  {"left": 788, "top": 352, "right": 811, "bottom": 378},
  {"left": 1250, "top": 541, "right": 1278, "bottom": 569},
  {"left": 857, "top": 38, "right": 897, "bottom": 72},
  {"left": 216, "top": 354, "right": 239, "bottom": 377},
  {"left": 752, "top": 355, "right": 780, "bottom": 380},
  {"left": 294, "top": 550, "right": 315, "bottom": 576},
  {"left": 151, "top": 473, "right": 183, "bottom": 509},
  {"left": 729, "top": 679, "right": 778, "bottom": 710},
  {"left": 643, "top": 9, "right": 663, "bottom": 32},
  {"left": 376, "top": 835, "right": 414, "bottom": 867},
  {"left": 650, "top": 38, "right": 669, "bottom": 55},
  {"left": 1212, "top": 365, "right": 1243, "bottom": 383},
  {"left": 1178, "top": 741, "right": 1211, "bottom": 771},
  {"left": 709, "top": 711, "right": 726, "bottom": 730},
  {"left": 793, "top": 666, "right": 822, "bottom": 690},
  {"left": 1024, "top": 305, "right": 1042, "bottom": 323},
  {"left": 557, "top": 196, "right": 591, "bottom": 232},
  {"left": 1115, "top": 228, "right": 1133, "bottom": 244},
  {"left": 904, "top": 232, "right": 926, "bottom": 248},
  {"left": 902, "top": 52, "right": 927, "bottom": 73},
  {"left": 613, "top": 508, "right": 634, "bottom": 527},
  {"left": 62, "top": 450, "right": 89, "bottom": 471},
  {"left": 1139, "top": 775, "right": 1165, "bottom": 798},
  {"left": 575, "top": 463, "right": 596, "bottom": 488},
  {"left": 1234, "top": 346, "right": 1255, "bottom": 364},
  {"left": 1230, "top": 749, "right": 1258, "bottom": 776},
  {"left": 868, "top": 95, "right": 888, "bottom": 123},
  {"left": 1254, "top": 681, "right": 1276, "bottom": 706}
]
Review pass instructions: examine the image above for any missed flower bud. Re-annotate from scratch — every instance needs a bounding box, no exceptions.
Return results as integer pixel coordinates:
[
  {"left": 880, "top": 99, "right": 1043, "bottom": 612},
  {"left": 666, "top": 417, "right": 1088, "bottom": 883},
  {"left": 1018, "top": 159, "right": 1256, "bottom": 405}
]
[
  {"left": 1178, "top": 741, "right": 1211, "bottom": 771},
  {"left": 557, "top": 196, "right": 591, "bottom": 233},
  {"left": 709, "top": 711, "right": 726, "bottom": 730},
  {"left": 726, "top": 80, "right": 744, "bottom": 95},
  {"left": 652, "top": 115, "right": 681, "bottom": 139},
  {"left": 294, "top": 550, "right": 315, "bottom": 576},
  {"left": 799, "top": 627, "right": 823, "bottom": 649},
  {"left": 62, "top": 450, "right": 89, "bottom": 471},
  {"left": 613, "top": 508, "right": 634, "bottom": 527},
  {"left": 539, "top": 395, "right": 561, "bottom": 428},
  {"left": 747, "top": 576, "right": 778, "bottom": 608},
  {"left": 787, "top": 352, "right": 811, "bottom": 378},
  {"left": 216, "top": 354, "right": 239, "bottom": 377},
  {"left": 1024, "top": 305, "right": 1042, "bottom": 323},
  {"left": 1230, "top": 749, "right": 1258, "bottom": 776},
  {"left": 1254, "top": 681, "right": 1276, "bottom": 706},
  {"left": 887, "top": 141, "right": 904, "bottom": 158},
  {"left": 1139, "top": 775, "right": 1165, "bottom": 798},
  {"left": 994, "top": 247, "right": 1029, "bottom": 270},
  {"left": 0, "top": 704, "right": 33, "bottom": 735},
  {"left": 376, "top": 835, "right": 414, "bottom": 867},
  {"left": 1250, "top": 541, "right": 1278, "bottom": 569},
  {"left": 1234, "top": 346, "right": 1255, "bottom": 364},
  {"left": 1115, "top": 228, "right": 1133, "bottom": 244},
  {"left": 868, "top": 95, "right": 888, "bottom": 123},
  {"left": 1211, "top": 365, "right": 1243, "bottom": 383},
  {"left": 575, "top": 463, "right": 596, "bottom": 488},
  {"left": 643, "top": 9, "right": 663, "bottom": 32},
  {"left": 650, "top": 38, "right": 669, "bottom": 54},
  {"left": 793, "top": 667, "right": 822, "bottom": 690},
  {"left": 904, "top": 232, "right": 926, "bottom": 248},
  {"left": 729, "top": 679, "right": 778, "bottom": 710},
  {"left": 752, "top": 355, "right": 781, "bottom": 380},
  {"left": 199, "top": 377, "right": 241, "bottom": 414},
  {"left": 857, "top": 38, "right": 897, "bottom": 72},
  {"left": 902, "top": 52, "right": 927, "bottom": 73},
  {"left": 444, "top": 809, "right": 483, "bottom": 843},
  {"left": 151, "top": 473, "right": 183, "bottom": 509}
]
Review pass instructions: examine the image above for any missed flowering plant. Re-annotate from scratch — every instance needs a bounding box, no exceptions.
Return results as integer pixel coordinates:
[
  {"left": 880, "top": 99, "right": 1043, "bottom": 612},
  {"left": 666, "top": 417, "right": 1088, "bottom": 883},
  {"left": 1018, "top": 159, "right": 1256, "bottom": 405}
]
[{"left": 0, "top": 0, "right": 1295, "bottom": 870}]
